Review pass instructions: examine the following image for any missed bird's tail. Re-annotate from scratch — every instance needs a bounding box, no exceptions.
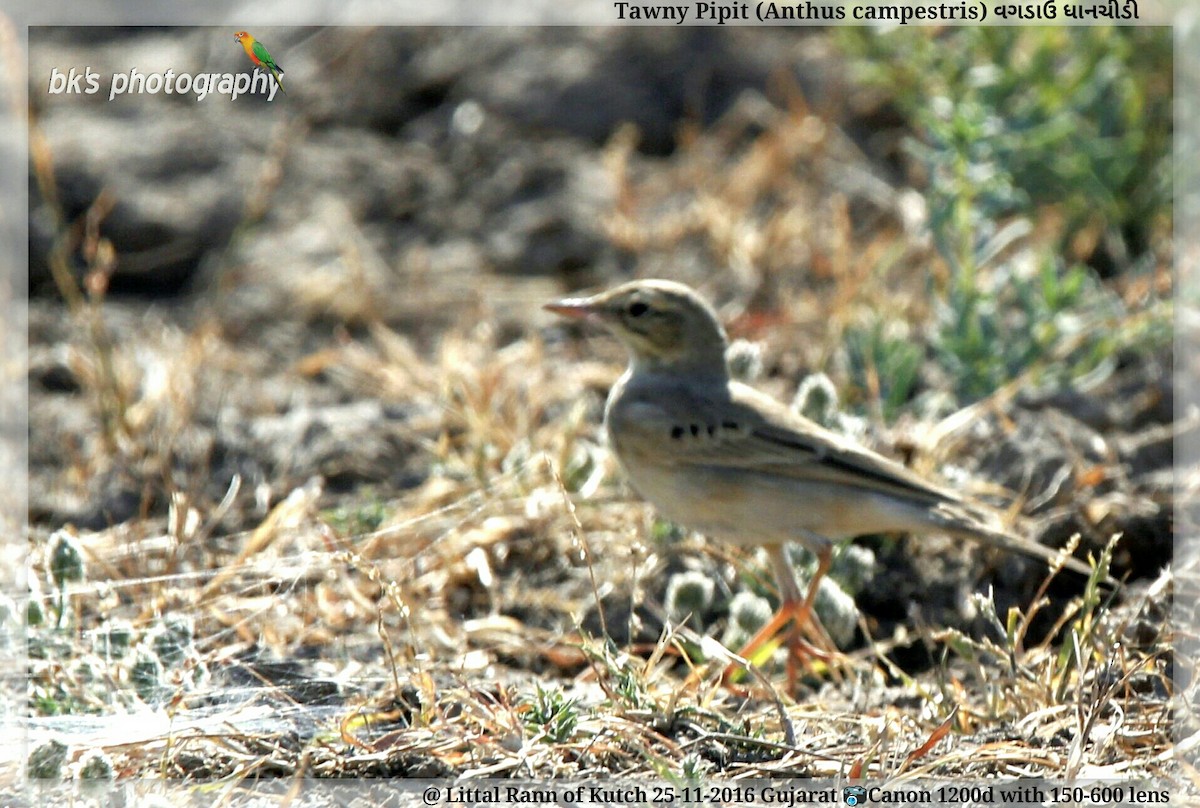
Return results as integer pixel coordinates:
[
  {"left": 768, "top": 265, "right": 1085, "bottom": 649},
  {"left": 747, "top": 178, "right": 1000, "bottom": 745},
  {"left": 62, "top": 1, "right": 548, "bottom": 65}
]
[{"left": 930, "top": 501, "right": 1111, "bottom": 583}]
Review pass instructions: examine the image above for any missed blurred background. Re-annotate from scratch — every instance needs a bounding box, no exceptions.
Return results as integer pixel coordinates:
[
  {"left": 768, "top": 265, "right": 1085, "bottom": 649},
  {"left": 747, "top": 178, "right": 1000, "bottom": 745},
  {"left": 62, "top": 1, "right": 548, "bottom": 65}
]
[{"left": 20, "top": 26, "right": 1178, "bottom": 780}]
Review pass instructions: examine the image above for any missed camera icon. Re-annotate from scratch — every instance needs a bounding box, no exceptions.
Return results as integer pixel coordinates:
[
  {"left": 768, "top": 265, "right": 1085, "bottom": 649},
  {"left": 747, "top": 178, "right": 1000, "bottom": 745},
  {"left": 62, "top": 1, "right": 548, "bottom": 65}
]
[{"left": 843, "top": 786, "right": 868, "bottom": 806}]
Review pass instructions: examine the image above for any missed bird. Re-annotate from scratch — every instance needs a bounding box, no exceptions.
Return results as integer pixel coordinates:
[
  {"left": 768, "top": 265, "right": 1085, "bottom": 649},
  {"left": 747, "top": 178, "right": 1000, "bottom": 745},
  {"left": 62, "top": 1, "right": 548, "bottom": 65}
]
[
  {"left": 545, "top": 279, "right": 1098, "bottom": 678},
  {"left": 234, "top": 31, "right": 286, "bottom": 95}
]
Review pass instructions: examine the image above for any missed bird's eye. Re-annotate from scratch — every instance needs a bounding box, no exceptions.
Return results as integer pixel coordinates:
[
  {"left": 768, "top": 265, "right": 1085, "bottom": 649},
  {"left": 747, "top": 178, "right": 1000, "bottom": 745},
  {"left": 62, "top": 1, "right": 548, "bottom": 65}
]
[{"left": 628, "top": 301, "right": 649, "bottom": 318}]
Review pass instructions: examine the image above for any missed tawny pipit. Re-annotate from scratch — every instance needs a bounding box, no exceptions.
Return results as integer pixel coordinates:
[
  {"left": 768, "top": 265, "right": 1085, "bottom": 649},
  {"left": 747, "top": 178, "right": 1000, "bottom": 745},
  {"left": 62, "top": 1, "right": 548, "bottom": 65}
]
[{"left": 546, "top": 279, "right": 1094, "bottom": 673}]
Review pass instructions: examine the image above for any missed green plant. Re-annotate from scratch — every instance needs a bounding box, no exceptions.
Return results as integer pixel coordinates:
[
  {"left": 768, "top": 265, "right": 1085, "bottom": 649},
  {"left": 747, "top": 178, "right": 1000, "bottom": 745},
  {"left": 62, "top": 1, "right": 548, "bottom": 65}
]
[
  {"left": 324, "top": 492, "right": 389, "bottom": 535},
  {"left": 842, "top": 322, "right": 922, "bottom": 422},
  {"left": 719, "top": 591, "right": 772, "bottom": 653},
  {"left": 99, "top": 619, "right": 134, "bottom": 659},
  {"left": 78, "top": 749, "right": 116, "bottom": 782},
  {"left": 26, "top": 597, "right": 45, "bottom": 628},
  {"left": 130, "top": 647, "right": 166, "bottom": 704},
  {"left": 726, "top": 338, "right": 764, "bottom": 381},
  {"left": 1053, "top": 533, "right": 1120, "bottom": 701},
  {"left": 934, "top": 255, "right": 1117, "bottom": 401},
  {"left": 523, "top": 684, "right": 579, "bottom": 744},
  {"left": 581, "top": 637, "right": 656, "bottom": 712},
  {"left": 664, "top": 571, "right": 715, "bottom": 628},
  {"left": 791, "top": 372, "right": 840, "bottom": 426},
  {"left": 48, "top": 530, "right": 85, "bottom": 628},
  {"left": 678, "top": 753, "right": 709, "bottom": 786},
  {"left": 839, "top": 27, "right": 1170, "bottom": 258},
  {"left": 650, "top": 518, "right": 688, "bottom": 545},
  {"left": 27, "top": 740, "right": 68, "bottom": 779},
  {"left": 150, "top": 614, "right": 195, "bottom": 667},
  {"left": 838, "top": 27, "right": 1168, "bottom": 403}
]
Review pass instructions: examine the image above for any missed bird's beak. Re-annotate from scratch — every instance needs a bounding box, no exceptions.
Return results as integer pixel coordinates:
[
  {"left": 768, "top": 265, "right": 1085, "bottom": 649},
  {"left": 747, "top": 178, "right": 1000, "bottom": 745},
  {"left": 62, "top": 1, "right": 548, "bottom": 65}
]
[{"left": 544, "top": 296, "right": 599, "bottom": 321}]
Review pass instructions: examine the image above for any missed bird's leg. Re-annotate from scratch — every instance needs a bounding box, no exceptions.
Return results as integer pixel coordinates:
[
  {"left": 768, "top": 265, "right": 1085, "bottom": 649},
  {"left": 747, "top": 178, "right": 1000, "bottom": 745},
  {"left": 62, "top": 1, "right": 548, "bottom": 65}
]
[
  {"left": 724, "top": 544, "right": 836, "bottom": 685},
  {"left": 720, "top": 603, "right": 798, "bottom": 691},
  {"left": 781, "top": 545, "right": 837, "bottom": 668},
  {"left": 733, "top": 602, "right": 802, "bottom": 663}
]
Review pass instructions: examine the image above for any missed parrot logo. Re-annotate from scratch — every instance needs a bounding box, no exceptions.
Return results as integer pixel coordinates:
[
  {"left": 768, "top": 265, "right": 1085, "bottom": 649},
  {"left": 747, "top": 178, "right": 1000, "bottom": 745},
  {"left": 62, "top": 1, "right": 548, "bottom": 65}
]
[{"left": 234, "top": 31, "right": 285, "bottom": 95}]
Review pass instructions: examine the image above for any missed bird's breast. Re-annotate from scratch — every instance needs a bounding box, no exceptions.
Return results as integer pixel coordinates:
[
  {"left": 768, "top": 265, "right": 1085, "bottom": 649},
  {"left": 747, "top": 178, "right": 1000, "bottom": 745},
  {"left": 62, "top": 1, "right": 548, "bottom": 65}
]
[{"left": 604, "top": 398, "right": 774, "bottom": 542}]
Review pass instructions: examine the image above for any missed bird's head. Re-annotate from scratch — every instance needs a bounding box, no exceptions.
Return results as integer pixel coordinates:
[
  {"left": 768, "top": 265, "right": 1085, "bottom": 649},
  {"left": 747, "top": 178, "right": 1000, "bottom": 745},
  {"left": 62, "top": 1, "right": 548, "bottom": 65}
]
[
  {"left": 234, "top": 31, "right": 250, "bottom": 43},
  {"left": 545, "top": 279, "right": 729, "bottom": 377}
]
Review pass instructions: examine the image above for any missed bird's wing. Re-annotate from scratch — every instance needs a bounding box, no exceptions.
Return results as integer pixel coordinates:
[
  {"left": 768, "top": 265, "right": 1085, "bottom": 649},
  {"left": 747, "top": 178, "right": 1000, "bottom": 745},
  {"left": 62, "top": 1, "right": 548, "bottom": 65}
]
[
  {"left": 252, "top": 41, "right": 282, "bottom": 72},
  {"left": 612, "top": 378, "right": 1105, "bottom": 579},
  {"left": 735, "top": 382, "right": 964, "bottom": 504},
  {"left": 616, "top": 378, "right": 959, "bottom": 507}
]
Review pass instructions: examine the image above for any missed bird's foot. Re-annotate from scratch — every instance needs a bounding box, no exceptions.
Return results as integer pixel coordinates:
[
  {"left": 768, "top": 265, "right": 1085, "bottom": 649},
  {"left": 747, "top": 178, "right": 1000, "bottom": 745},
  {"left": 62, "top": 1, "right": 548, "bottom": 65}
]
[{"left": 721, "top": 588, "right": 857, "bottom": 696}]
